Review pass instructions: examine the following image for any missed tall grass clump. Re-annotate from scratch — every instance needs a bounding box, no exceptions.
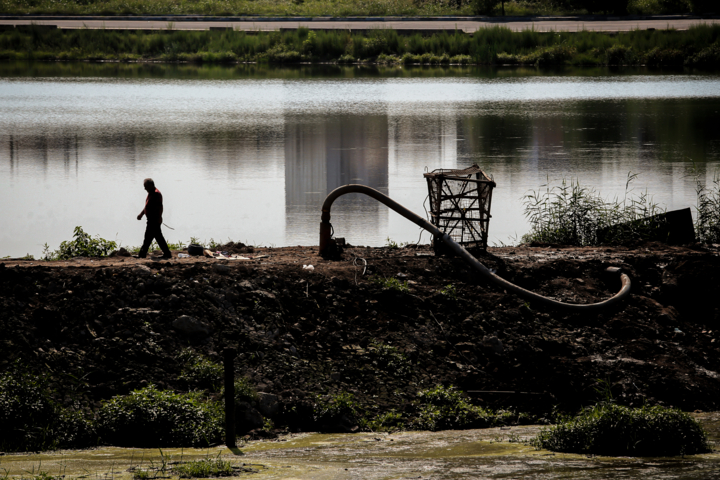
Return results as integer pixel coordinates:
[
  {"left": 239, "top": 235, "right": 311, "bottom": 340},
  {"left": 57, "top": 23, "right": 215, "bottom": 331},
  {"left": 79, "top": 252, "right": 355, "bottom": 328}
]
[
  {"left": 534, "top": 401, "right": 711, "bottom": 456},
  {"left": 96, "top": 385, "right": 223, "bottom": 447},
  {"left": 522, "top": 174, "right": 667, "bottom": 246},
  {"left": 173, "top": 457, "right": 235, "bottom": 478},
  {"left": 690, "top": 167, "right": 720, "bottom": 244},
  {"left": 0, "top": 368, "right": 94, "bottom": 451}
]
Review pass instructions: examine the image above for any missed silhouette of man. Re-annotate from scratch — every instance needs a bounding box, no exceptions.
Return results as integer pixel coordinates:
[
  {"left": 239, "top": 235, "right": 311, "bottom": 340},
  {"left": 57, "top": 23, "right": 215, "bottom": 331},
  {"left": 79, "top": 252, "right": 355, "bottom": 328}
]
[{"left": 136, "top": 178, "right": 172, "bottom": 259}]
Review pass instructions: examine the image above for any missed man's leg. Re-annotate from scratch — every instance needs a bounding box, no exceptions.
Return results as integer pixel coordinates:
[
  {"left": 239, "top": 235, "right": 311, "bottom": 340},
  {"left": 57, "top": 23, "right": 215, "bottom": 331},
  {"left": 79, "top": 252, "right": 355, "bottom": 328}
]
[
  {"left": 138, "top": 223, "right": 154, "bottom": 258},
  {"left": 155, "top": 225, "right": 172, "bottom": 258}
]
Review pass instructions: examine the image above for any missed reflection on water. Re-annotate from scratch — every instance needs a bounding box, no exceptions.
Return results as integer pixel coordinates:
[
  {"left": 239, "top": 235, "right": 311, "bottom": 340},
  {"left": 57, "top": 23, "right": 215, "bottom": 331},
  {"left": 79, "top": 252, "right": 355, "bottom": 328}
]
[{"left": 1, "top": 62, "right": 720, "bottom": 257}]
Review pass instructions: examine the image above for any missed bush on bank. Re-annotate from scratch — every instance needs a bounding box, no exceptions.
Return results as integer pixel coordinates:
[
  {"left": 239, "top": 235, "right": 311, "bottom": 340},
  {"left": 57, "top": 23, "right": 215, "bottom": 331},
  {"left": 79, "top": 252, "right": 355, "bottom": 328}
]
[
  {"left": 0, "top": 368, "right": 94, "bottom": 452},
  {"left": 1, "top": 25, "right": 719, "bottom": 67},
  {"left": 534, "top": 402, "right": 711, "bottom": 456},
  {"left": 96, "top": 385, "right": 224, "bottom": 447}
]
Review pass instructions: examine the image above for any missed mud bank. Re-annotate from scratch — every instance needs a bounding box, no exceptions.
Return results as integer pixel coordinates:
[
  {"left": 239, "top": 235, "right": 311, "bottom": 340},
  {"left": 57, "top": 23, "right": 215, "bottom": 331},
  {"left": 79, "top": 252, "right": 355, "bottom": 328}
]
[{"left": 2, "top": 242, "right": 720, "bottom": 433}]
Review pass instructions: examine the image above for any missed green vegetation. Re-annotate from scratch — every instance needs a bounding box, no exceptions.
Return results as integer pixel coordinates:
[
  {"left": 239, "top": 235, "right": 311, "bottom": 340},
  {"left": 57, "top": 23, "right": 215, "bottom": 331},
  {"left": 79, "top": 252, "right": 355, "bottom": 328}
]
[
  {"left": 385, "top": 237, "right": 399, "bottom": 249},
  {"left": 1, "top": 25, "right": 719, "bottom": 68},
  {"left": 96, "top": 385, "right": 223, "bottom": 447},
  {"left": 523, "top": 170, "right": 720, "bottom": 246},
  {"left": 0, "top": 0, "right": 710, "bottom": 16},
  {"left": 173, "top": 458, "right": 235, "bottom": 478},
  {"left": 313, "top": 391, "right": 361, "bottom": 422},
  {"left": 366, "top": 341, "right": 413, "bottom": 377},
  {"left": 690, "top": 168, "right": 720, "bottom": 244},
  {"left": 522, "top": 174, "right": 669, "bottom": 246},
  {"left": 439, "top": 284, "right": 458, "bottom": 299},
  {"left": 361, "top": 410, "right": 405, "bottom": 432},
  {"left": 42, "top": 226, "right": 117, "bottom": 260},
  {"left": 0, "top": 368, "right": 93, "bottom": 452},
  {"left": 414, "top": 384, "right": 513, "bottom": 431},
  {"left": 534, "top": 401, "right": 711, "bottom": 456},
  {"left": 371, "top": 276, "right": 410, "bottom": 292},
  {"left": 228, "top": 377, "right": 259, "bottom": 404},
  {"left": 178, "top": 349, "right": 224, "bottom": 392}
]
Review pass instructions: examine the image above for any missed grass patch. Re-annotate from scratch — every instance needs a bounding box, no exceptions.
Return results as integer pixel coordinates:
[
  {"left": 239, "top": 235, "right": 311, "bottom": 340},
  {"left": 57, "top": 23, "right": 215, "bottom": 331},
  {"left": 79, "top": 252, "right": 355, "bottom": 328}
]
[
  {"left": 173, "top": 458, "right": 235, "bottom": 478},
  {"left": 96, "top": 385, "right": 223, "bottom": 447},
  {"left": 522, "top": 174, "right": 668, "bottom": 246},
  {"left": 533, "top": 402, "right": 711, "bottom": 456},
  {"left": 1, "top": 25, "right": 719, "bottom": 67},
  {"left": 371, "top": 276, "right": 409, "bottom": 292}
]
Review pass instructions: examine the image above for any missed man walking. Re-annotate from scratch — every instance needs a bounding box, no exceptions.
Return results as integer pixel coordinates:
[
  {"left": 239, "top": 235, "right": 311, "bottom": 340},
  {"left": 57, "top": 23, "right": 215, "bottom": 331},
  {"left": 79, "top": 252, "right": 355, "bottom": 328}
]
[{"left": 136, "top": 178, "right": 172, "bottom": 259}]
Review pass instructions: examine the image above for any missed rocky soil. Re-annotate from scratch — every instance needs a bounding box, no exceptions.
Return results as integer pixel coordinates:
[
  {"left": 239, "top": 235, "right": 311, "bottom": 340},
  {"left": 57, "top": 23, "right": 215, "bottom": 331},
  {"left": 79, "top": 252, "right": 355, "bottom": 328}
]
[{"left": 2, "top": 242, "right": 720, "bottom": 433}]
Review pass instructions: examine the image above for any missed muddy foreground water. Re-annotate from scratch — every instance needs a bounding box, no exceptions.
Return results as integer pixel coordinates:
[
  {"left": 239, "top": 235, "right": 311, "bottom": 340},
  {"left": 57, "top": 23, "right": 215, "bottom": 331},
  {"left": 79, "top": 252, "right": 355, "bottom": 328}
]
[{"left": 3, "top": 414, "right": 720, "bottom": 480}]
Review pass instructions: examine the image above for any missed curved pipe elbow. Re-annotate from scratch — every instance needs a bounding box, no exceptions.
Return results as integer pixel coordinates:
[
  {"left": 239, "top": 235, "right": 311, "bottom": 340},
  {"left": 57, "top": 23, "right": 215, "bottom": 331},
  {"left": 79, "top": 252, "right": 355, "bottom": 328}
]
[{"left": 320, "top": 184, "right": 631, "bottom": 312}]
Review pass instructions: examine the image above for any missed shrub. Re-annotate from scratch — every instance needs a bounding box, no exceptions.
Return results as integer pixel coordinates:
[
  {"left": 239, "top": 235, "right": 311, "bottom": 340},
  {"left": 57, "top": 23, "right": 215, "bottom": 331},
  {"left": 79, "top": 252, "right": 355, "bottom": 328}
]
[
  {"left": 644, "top": 47, "right": 685, "bottom": 66},
  {"left": 534, "top": 402, "right": 711, "bottom": 456},
  {"left": 178, "top": 350, "right": 224, "bottom": 392},
  {"left": 0, "top": 369, "right": 93, "bottom": 451},
  {"left": 96, "top": 385, "right": 223, "bottom": 447},
  {"left": 337, "top": 53, "right": 355, "bottom": 63},
  {"left": 524, "top": 44, "right": 576, "bottom": 66},
  {"left": 688, "top": 0, "right": 715, "bottom": 13},
  {"left": 414, "top": 385, "right": 505, "bottom": 431},
  {"left": 361, "top": 410, "right": 405, "bottom": 432},
  {"left": 44, "top": 226, "right": 117, "bottom": 260},
  {"left": 605, "top": 44, "right": 637, "bottom": 65},
  {"left": 231, "top": 377, "right": 259, "bottom": 404},
  {"left": 313, "top": 392, "right": 360, "bottom": 421},
  {"left": 686, "top": 44, "right": 720, "bottom": 67},
  {"left": 472, "top": 0, "right": 499, "bottom": 14}
]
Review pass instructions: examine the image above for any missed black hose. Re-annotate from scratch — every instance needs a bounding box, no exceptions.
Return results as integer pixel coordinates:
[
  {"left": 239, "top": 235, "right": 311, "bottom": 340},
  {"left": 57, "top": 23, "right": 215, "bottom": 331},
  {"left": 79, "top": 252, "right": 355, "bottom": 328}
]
[{"left": 320, "top": 184, "right": 631, "bottom": 312}]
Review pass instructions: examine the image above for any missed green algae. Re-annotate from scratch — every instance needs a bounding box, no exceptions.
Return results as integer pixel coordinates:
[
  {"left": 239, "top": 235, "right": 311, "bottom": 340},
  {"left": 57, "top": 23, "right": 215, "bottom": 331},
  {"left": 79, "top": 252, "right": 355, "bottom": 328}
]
[{"left": 2, "top": 422, "right": 720, "bottom": 480}]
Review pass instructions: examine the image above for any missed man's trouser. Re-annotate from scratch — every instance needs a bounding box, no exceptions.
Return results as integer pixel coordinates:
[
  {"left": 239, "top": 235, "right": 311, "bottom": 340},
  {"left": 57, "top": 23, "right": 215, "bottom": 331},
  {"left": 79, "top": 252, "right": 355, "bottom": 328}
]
[{"left": 139, "top": 221, "right": 172, "bottom": 258}]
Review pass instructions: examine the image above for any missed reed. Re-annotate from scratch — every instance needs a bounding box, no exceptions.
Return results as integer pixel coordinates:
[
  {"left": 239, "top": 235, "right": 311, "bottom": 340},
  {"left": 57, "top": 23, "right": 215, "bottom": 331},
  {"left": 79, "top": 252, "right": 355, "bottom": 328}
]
[{"left": 1, "top": 24, "right": 719, "bottom": 67}]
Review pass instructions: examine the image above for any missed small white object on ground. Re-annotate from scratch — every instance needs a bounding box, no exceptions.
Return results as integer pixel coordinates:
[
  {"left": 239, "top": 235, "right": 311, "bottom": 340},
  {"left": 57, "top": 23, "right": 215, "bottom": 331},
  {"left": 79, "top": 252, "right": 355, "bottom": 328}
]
[{"left": 303, "top": 265, "right": 315, "bottom": 272}]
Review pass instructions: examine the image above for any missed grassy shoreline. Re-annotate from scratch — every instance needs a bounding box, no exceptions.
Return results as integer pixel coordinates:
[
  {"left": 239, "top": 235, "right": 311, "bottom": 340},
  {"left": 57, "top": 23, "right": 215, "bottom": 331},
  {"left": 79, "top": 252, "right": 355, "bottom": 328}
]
[
  {"left": 1, "top": 24, "right": 719, "bottom": 67},
  {"left": 0, "top": 0, "right": 712, "bottom": 17}
]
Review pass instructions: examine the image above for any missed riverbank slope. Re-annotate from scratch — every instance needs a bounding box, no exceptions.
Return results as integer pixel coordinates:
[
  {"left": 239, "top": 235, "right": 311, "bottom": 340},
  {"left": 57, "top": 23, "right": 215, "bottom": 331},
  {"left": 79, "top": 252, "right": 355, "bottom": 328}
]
[{"left": 2, "top": 242, "right": 720, "bottom": 435}]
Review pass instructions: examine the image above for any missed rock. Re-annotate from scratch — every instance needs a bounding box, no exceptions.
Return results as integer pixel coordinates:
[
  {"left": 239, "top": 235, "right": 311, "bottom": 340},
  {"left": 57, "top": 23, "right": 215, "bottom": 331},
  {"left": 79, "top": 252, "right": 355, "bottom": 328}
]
[
  {"left": 212, "top": 264, "right": 230, "bottom": 275},
  {"left": 237, "top": 403, "right": 264, "bottom": 432},
  {"left": 481, "top": 336, "right": 504, "bottom": 354},
  {"left": 172, "top": 315, "right": 211, "bottom": 336},
  {"left": 257, "top": 392, "right": 280, "bottom": 417}
]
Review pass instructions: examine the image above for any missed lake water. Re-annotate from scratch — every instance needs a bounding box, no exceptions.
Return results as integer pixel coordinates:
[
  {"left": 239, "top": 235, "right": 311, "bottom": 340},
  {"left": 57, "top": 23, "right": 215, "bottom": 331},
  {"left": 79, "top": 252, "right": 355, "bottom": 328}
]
[{"left": 2, "top": 63, "right": 720, "bottom": 258}]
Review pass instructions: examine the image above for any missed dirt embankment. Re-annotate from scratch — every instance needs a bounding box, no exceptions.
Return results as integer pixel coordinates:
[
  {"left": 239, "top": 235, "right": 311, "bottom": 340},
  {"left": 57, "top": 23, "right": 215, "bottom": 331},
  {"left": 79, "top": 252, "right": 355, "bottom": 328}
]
[{"left": 2, "top": 242, "right": 720, "bottom": 432}]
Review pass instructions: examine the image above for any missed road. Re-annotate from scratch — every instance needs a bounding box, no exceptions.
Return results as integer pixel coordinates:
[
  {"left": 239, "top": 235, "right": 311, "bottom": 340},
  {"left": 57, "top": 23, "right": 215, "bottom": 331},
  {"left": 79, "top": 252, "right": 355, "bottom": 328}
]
[{"left": 0, "top": 16, "right": 718, "bottom": 33}]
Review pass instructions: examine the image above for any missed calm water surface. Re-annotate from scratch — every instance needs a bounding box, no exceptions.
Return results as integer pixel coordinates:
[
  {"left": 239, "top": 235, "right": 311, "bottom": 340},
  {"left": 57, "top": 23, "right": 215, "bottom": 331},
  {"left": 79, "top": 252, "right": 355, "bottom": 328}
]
[{"left": 2, "top": 63, "right": 720, "bottom": 257}]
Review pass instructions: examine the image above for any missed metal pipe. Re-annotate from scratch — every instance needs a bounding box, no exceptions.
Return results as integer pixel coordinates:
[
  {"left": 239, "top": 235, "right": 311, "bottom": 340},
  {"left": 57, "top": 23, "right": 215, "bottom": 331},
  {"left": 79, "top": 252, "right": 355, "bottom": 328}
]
[{"left": 320, "top": 184, "right": 631, "bottom": 312}]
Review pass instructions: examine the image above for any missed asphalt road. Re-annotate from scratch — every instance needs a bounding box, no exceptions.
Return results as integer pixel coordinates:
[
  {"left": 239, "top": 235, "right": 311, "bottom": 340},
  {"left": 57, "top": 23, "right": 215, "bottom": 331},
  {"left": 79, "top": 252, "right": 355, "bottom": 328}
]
[{"left": 1, "top": 16, "right": 718, "bottom": 33}]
